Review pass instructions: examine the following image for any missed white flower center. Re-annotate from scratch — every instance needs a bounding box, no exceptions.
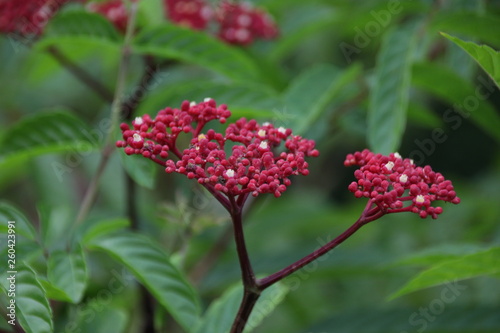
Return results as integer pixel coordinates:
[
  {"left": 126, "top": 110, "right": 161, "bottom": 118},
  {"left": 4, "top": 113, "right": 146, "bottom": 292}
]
[
  {"left": 278, "top": 127, "right": 286, "bottom": 134},
  {"left": 226, "top": 169, "right": 235, "bottom": 178},
  {"left": 385, "top": 161, "right": 395, "bottom": 171},
  {"left": 394, "top": 152, "right": 402, "bottom": 159},
  {"left": 190, "top": 101, "right": 196, "bottom": 107},
  {"left": 237, "top": 14, "right": 252, "bottom": 27},
  {"left": 134, "top": 117, "right": 143, "bottom": 125},
  {"left": 133, "top": 133, "right": 142, "bottom": 142},
  {"left": 204, "top": 97, "right": 212, "bottom": 102},
  {"left": 259, "top": 141, "right": 268, "bottom": 149},
  {"left": 415, "top": 195, "right": 425, "bottom": 204},
  {"left": 258, "top": 129, "right": 266, "bottom": 137},
  {"left": 399, "top": 174, "right": 408, "bottom": 183}
]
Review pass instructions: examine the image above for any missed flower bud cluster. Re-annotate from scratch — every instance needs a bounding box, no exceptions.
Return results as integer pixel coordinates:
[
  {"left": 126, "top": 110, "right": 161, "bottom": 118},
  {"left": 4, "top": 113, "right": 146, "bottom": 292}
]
[
  {"left": 116, "top": 98, "right": 230, "bottom": 160},
  {"left": 164, "top": 0, "right": 213, "bottom": 30},
  {"left": 85, "top": 0, "right": 278, "bottom": 46},
  {"left": 87, "top": 0, "right": 130, "bottom": 33},
  {"left": 0, "top": 0, "right": 70, "bottom": 36},
  {"left": 117, "top": 99, "right": 319, "bottom": 199},
  {"left": 345, "top": 149, "right": 460, "bottom": 219},
  {"left": 166, "top": 118, "right": 318, "bottom": 198},
  {"left": 215, "top": 1, "right": 278, "bottom": 45}
]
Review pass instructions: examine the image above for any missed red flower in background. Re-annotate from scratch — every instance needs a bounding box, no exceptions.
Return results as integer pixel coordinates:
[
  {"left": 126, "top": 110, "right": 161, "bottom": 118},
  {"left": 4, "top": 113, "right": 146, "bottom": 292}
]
[
  {"left": 216, "top": 1, "right": 278, "bottom": 45},
  {"left": 164, "top": 0, "right": 213, "bottom": 30},
  {"left": 0, "top": 0, "right": 71, "bottom": 36},
  {"left": 87, "top": 0, "right": 129, "bottom": 33},
  {"left": 116, "top": 99, "right": 318, "bottom": 200},
  {"left": 84, "top": 0, "right": 279, "bottom": 46},
  {"left": 345, "top": 149, "right": 460, "bottom": 219}
]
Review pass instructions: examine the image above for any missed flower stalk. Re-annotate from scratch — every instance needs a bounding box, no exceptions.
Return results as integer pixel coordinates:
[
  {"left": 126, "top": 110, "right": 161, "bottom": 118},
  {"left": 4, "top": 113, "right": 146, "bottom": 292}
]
[{"left": 117, "top": 99, "right": 460, "bottom": 332}]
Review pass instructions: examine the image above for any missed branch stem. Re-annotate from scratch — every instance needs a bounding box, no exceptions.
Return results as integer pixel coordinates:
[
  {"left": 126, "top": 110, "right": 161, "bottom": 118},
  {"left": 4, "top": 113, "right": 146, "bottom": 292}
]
[
  {"left": 257, "top": 200, "right": 380, "bottom": 289},
  {"left": 74, "top": 0, "right": 139, "bottom": 226},
  {"left": 47, "top": 45, "right": 114, "bottom": 103},
  {"left": 229, "top": 202, "right": 260, "bottom": 333}
]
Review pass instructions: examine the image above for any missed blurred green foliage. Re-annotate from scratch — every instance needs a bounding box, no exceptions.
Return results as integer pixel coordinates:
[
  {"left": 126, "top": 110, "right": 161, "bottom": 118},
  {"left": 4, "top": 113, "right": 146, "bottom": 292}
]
[{"left": 1, "top": 0, "right": 500, "bottom": 332}]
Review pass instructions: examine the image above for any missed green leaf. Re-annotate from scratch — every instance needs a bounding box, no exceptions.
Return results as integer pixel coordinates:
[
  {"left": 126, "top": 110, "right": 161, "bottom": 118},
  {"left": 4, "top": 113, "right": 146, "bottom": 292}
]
[
  {"left": 87, "top": 232, "right": 200, "bottom": 331},
  {"left": 37, "top": 10, "right": 122, "bottom": 49},
  {"left": 270, "top": 5, "right": 338, "bottom": 62},
  {"left": 194, "top": 282, "right": 288, "bottom": 333},
  {"left": 47, "top": 245, "right": 88, "bottom": 303},
  {"left": 78, "top": 307, "right": 128, "bottom": 333},
  {"left": 133, "top": 24, "right": 262, "bottom": 83},
  {"left": 0, "top": 110, "right": 99, "bottom": 171},
  {"left": 0, "top": 202, "right": 37, "bottom": 240},
  {"left": 0, "top": 265, "right": 53, "bottom": 333},
  {"left": 38, "top": 279, "right": 73, "bottom": 303},
  {"left": 389, "top": 246, "right": 500, "bottom": 299},
  {"left": 391, "top": 243, "right": 486, "bottom": 266},
  {"left": 441, "top": 33, "right": 500, "bottom": 89},
  {"left": 283, "top": 63, "right": 362, "bottom": 135},
  {"left": 308, "top": 306, "right": 500, "bottom": 333},
  {"left": 431, "top": 11, "right": 500, "bottom": 47},
  {"left": 368, "top": 21, "right": 419, "bottom": 154},
  {"left": 119, "top": 153, "right": 157, "bottom": 189},
  {"left": 38, "top": 205, "right": 74, "bottom": 252},
  {"left": 80, "top": 218, "right": 130, "bottom": 246},
  {"left": 407, "top": 102, "right": 443, "bottom": 129},
  {"left": 412, "top": 61, "right": 500, "bottom": 143}
]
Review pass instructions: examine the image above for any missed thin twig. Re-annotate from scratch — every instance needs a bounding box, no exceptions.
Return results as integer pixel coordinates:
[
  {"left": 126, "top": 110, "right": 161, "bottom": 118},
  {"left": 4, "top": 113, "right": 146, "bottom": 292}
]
[
  {"left": 228, "top": 199, "right": 260, "bottom": 333},
  {"left": 188, "top": 196, "right": 261, "bottom": 284},
  {"left": 122, "top": 55, "right": 159, "bottom": 120},
  {"left": 74, "top": 0, "right": 139, "bottom": 226},
  {"left": 46, "top": 45, "right": 114, "bottom": 103},
  {"left": 257, "top": 200, "right": 380, "bottom": 289}
]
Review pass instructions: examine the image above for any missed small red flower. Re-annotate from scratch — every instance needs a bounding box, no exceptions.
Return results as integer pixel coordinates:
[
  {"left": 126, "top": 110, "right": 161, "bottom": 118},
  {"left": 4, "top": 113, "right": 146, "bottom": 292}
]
[
  {"left": 0, "top": 0, "right": 70, "bottom": 36},
  {"left": 87, "top": 0, "right": 130, "bottom": 33},
  {"left": 345, "top": 149, "right": 460, "bottom": 219},
  {"left": 216, "top": 1, "right": 278, "bottom": 45},
  {"left": 117, "top": 99, "right": 318, "bottom": 200},
  {"left": 164, "top": 0, "right": 213, "bottom": 30}
]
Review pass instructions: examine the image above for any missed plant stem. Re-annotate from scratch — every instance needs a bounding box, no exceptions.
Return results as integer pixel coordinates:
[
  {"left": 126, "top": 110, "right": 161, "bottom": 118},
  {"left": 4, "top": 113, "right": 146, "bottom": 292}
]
[
  {"left": 229, "top": 200, "right": 261, "bottom": 333},
  {"left": 189, "top": 196, "right": 261, "bottom": 285},
  {"left": 257, "top": 201, "right": 381, "bottom": 289},
  {"left": 230, "top": 289, "right": 261, "bottom": 333},
  {"left": 230, "top": 202, "right": 256, "bottom": 287},
  {"left": 74, "top": 0, "right": 139, "bottom": 226},
  {"left": 121, "top": 55, "right": 159, "bottom": 120},
  {"left": 47, "top": 45, "right": 114, "bottom": 103}
]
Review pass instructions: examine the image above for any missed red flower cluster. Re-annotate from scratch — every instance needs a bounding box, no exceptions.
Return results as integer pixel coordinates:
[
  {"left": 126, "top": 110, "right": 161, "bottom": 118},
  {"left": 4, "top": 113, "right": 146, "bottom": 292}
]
[
  {"left": 116, "top": 99, "right": 318, "bottom": 199},
  {"left": 85, "top": 0, "right": 278, "bottom": 46},
  {"left": 165, "top": 0, "right": 278, "bottom": 46},
  {"left": 164, "top": 0, "right": 213, "bottom": 30},
  {"left": 345, "top": 149, "right": 460, "bottom": 219},
  {"left": 0, "top": 0, "right": 70, "bottom": 36},
  {"left": 87, "top": 0, "right": 130, "bottom": 32},
  {"left": 216, "top": 1, "right": 278, "bottom": 45}
]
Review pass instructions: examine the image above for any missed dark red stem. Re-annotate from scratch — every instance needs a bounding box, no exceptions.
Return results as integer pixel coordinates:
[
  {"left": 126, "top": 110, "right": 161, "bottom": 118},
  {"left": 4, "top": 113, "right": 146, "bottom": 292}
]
[
  {"left": 257, "top": 200, "right": 382, "bottom": 289},
  {"left": 229, "top": 197, "right": 261, "bottom": 333}
]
